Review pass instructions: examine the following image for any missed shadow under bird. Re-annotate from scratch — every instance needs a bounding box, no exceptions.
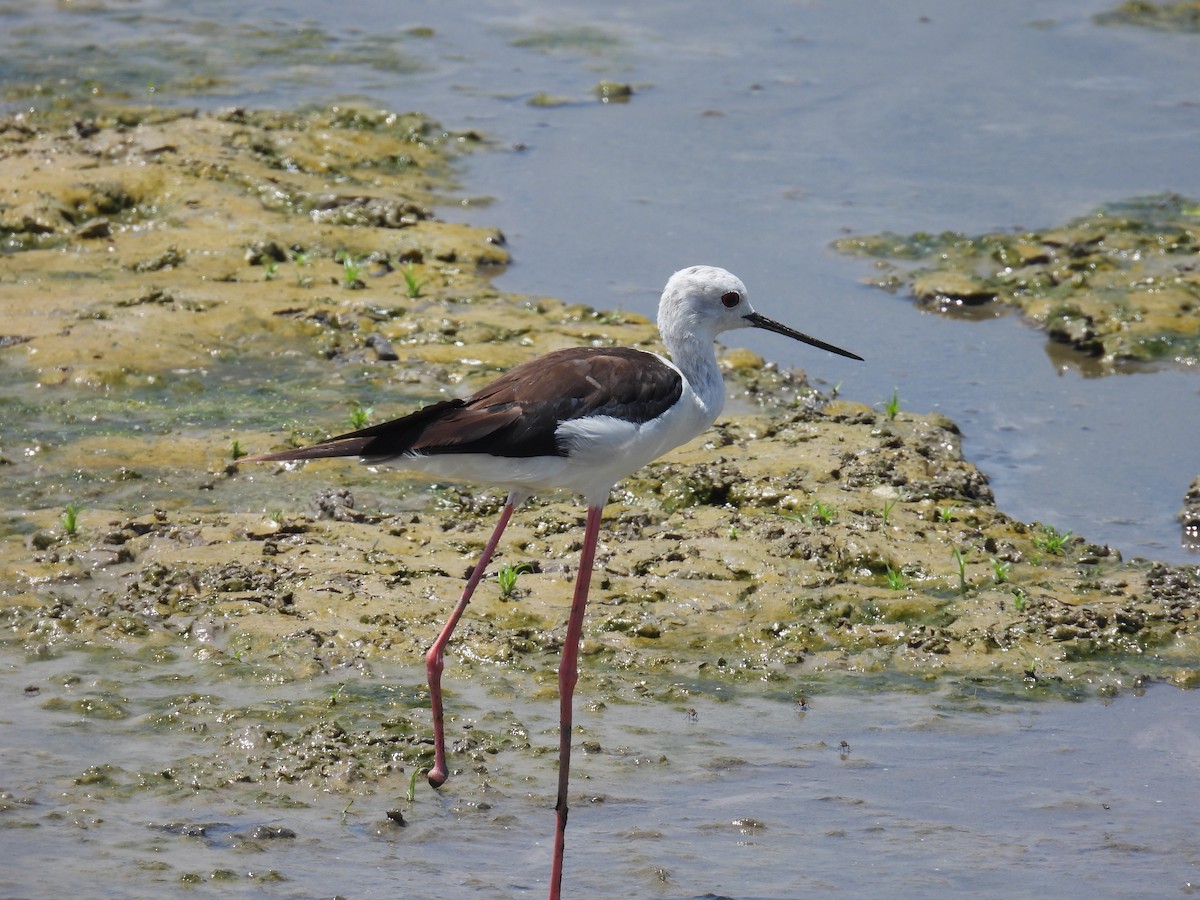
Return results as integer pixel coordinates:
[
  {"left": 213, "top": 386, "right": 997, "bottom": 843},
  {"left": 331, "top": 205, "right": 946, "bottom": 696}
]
[{"left": 245, "top": 265, "right": 862, "bottom": 899}]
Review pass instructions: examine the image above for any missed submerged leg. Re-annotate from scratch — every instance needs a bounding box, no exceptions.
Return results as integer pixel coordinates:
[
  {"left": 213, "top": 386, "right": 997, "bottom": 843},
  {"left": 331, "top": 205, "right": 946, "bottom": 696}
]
[
  {"left": 426, "top": 492, "right": 518, "bottom": 788},
  {"left": 549, "top": 503, "right": 604, "bottom": 900}
]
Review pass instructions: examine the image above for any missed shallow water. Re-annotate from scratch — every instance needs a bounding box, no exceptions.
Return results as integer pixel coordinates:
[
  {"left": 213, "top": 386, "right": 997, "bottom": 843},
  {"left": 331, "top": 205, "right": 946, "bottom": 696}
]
[{"left": 3, "top": 647, "right": 1199, "bottom": 898}]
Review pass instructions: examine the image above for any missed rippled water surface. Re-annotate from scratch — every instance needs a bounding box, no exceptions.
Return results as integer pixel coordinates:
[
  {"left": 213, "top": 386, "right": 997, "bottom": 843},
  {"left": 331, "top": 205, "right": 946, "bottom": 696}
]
[{"left": 3, "top": 649, "right": 1200, "bottom": 899}]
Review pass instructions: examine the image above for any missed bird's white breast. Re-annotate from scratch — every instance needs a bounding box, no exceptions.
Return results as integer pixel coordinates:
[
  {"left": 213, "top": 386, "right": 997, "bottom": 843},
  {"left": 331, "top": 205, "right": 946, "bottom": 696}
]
[{"left": 387, "top": 373, "right": 718, "bottom": 506}]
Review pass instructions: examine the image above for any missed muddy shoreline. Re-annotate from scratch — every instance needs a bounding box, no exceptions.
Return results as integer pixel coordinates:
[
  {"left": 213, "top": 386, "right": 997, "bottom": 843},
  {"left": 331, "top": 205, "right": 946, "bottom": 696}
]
[{"left": 2, "top": 103, "right": 1200, "bottom": 805}]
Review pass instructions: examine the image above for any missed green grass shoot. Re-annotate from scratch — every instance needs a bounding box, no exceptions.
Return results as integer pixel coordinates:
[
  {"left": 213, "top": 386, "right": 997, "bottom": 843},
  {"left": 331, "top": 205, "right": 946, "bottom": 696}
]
[
  {"left": 401, "top": 262, "right": 424, "bottom": 298},
  {"left": 782, "top": 501, "right": 838, "bottom": 527},
  {"left": 406, "top": 766, "right": 423, "bottom": 802},
  {"left": 293, "top": 250, "right": 314, "bottom": 287},
  {"left": 952, "top": 545, "right": 970, "bottom": 596},
  {"left": 336, "top": 251, "right": 365, "bottom": 289},
  {"left": 1032, "top": 525, "right": 1073, "bottom": 555},
  {"left": 349, "top": 401, "right": 373, "bottom": 430},
  {"left": 497, "top": 562, "right": 535, "bottom": 598},
  {"left": 810, "top": 501, "right": 837, "bottom": 525},
  {"left": 991, "top": 558, "right": 1011, "bottom": 584},
  {"left": 884, "top": 388, "right": 901, "bottom": 421},
  {"left": 62, "top": 502, "right": 83, "bottom": 536}
]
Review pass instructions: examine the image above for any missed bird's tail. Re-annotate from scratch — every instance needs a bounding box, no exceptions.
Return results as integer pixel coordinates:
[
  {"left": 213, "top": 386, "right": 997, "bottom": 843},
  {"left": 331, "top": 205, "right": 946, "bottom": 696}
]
[
  {"left": 242, "top": 397, "right": 467, "bottom": 464},
  {"left": 241, "top": 438, "right": 378, "bottom": 463}
]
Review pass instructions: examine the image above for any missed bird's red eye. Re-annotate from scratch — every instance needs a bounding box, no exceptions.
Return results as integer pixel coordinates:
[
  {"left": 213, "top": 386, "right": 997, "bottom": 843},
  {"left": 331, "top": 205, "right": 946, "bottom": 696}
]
[{"left": 721, "top": 291, "right": 741, "bottom": 308}]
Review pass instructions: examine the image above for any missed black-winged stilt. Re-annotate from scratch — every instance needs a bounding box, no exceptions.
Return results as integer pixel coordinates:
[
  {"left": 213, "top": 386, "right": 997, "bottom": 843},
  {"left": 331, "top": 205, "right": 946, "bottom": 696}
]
[{"left": 247, "top": 265, "right": 861, "bottom": 898}]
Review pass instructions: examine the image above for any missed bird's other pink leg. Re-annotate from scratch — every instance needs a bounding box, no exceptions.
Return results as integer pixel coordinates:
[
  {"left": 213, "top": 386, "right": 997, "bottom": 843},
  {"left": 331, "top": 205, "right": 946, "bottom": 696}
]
[
  {"left": 549, "top": 503, "right": 603, "bottom": 900},
  {"left": 425, "top": 492, "right": 518, "bottom": 788}
]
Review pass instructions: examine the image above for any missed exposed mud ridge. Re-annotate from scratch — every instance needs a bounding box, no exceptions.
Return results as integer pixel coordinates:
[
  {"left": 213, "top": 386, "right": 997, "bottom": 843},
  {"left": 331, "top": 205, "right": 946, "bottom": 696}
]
[
  {"left": 833, "top": 194, "right": 1200, "bottom": 373},
  {"left": 7, "top": 392, "right": 1200, "bottom": 704},
  {"left": 1096, "top": 1, "right": 1200, "bottom": 32}
]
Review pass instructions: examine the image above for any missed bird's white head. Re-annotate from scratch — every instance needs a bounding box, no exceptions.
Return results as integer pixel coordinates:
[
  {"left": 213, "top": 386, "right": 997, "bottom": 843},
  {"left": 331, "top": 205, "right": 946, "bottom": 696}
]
[
  {"left": 657, "top": 265, "right": 753, "bottom": 351},
  {"left": 656, "top": 265, "right": 863, "bottom": 363}
]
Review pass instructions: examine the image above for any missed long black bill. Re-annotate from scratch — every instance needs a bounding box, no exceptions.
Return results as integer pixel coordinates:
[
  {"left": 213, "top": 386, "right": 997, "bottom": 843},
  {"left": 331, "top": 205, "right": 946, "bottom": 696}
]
[{"left": 744, "top": 311, "right": 864, "bottom": 361}]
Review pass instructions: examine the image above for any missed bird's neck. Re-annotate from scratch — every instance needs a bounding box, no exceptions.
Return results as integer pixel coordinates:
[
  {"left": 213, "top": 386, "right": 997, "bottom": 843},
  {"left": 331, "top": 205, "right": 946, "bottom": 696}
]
[{"left": 664, "top": 332, "right": 726, "bottom": 421}]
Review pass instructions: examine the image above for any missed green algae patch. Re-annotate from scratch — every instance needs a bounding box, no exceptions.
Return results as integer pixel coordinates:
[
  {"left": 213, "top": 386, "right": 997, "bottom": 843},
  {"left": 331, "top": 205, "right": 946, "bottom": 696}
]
[
  {"left": 834, "top": 194, "right": 1200, "bottom": 372},
  {"left": 1096, "top": 2, "right": 1200, "bottom": 32},
  {"left": 0, "top": 103, "right": 507, "bottom": 388},
  {"left": 6, "top": 392, "right": 1200, "bottom": 704},
  {"left": 0, "top": 17, "right": 430, "bottom": 104},
  {"left": 509, "top": 24, "right": 624, "bottom": 56}
]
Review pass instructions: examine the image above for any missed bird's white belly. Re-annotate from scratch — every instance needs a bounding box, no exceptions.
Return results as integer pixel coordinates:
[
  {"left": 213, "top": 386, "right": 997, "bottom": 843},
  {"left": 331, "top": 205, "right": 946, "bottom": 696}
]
[{"left": 377, "top": 388, "right": 716, "bottom": 506}]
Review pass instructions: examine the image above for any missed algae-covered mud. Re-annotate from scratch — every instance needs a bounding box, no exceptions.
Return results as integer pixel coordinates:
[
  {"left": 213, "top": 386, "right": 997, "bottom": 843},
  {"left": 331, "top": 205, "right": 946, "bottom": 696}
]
[
  {"left": 3, "top": 102, "right": 1199, "bottom": 688},
  {"left": 1096, "top": 1, "right": 1200, "bottom": 32},
  {"left": 2, "top": 104, "right": 1200, "bottom": 894},
  {"left": 833, "top": 195, "right": 1200, "bottom": 374}
]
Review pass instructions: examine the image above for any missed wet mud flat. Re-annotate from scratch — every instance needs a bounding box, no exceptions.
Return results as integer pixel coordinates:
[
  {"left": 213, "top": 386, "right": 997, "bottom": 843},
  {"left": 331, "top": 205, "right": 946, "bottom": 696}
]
[{"left": 2, "top": 103, "right": 1200, "bottom": 894}]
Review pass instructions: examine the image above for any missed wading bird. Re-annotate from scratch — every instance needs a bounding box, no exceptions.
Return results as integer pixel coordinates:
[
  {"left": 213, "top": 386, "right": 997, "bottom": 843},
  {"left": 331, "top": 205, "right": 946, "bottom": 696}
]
[{"left": 247, "top": 265, "right": 862, "bottom": 898}]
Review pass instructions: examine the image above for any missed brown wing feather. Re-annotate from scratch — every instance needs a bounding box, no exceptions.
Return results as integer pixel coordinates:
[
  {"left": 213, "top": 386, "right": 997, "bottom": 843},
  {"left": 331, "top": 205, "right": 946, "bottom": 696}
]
[{"left": 249, "top": 347, "right": 682, "bottom": 462}]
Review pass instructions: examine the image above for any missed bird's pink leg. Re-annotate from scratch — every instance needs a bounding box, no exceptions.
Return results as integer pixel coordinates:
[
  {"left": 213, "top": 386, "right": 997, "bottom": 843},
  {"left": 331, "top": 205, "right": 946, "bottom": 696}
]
[
  {"left": 549, "top": 503, "right": 603, "bottom": 900},
  {"left": 425, "top": 494, "right": 517, "bottom": 788}
]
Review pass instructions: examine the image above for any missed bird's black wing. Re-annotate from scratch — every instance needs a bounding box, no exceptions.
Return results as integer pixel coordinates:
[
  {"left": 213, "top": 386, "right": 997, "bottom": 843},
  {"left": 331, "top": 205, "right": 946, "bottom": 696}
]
[{"left": 249, "top": 347, "right": 682, "bottom": 462}]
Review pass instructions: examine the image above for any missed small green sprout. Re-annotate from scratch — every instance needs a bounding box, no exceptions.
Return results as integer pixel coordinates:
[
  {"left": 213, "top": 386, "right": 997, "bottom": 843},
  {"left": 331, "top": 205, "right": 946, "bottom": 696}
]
[
  {"left": 1012, "top": 588, "right": 1029, "bottom": 611},
  {"left": 781, "top": 501, "right": 838, "bottom": 527},
  {"left": 336, "top": 251, "right": 366, "bottom": 289},
  {"left": 497, "top": 562, "right": 535, "bottom": 598},
  {"left": 349, "top": 401, "right": 373, "bottom": 430},
  {"left": 293, "top": 250, "right": 314, "bottom": 287},
  {"left": 937, "top": 505, "right": 957, "bottom": 523},
  {"left": 884, "top": 388, "right": 901, "bottom": 421},
  {"left": 406, "top": 766, "right": 423, "bottom": 802},
  {"left": 401, "top": 262, "right": 424, "bottom": 298},
  {"left": 263, "top": 259, "right": 279, "bottom": 281},
  {"left": 881, "top": 498, "right": 897, "bottom": 527},
  {"left": 230, "top": 438, "right": 248, "bottom": 460},
  {"left": 62, "top": 502, "right": 83, "bottom": 536},
  {"left": 952, "top": 545, "right": 970, "bottom": 596},
  {"left": 1032, "top": 526, "right": 1073, "bottom": 555},
  {"left": 728, "top": 524, "right": 739, "bottom": 541},
  {"left": 810, "top": 501, "right": 837, "bottom": 526},
  {"left": 991, "top": 558, "right": 1011, "bottom": 584},
  {"left": 270, "top": 509, "right": 284, "bottom": 526},
  {"left": 884, "top": 566, "right": 907, "bottom": 590}
]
